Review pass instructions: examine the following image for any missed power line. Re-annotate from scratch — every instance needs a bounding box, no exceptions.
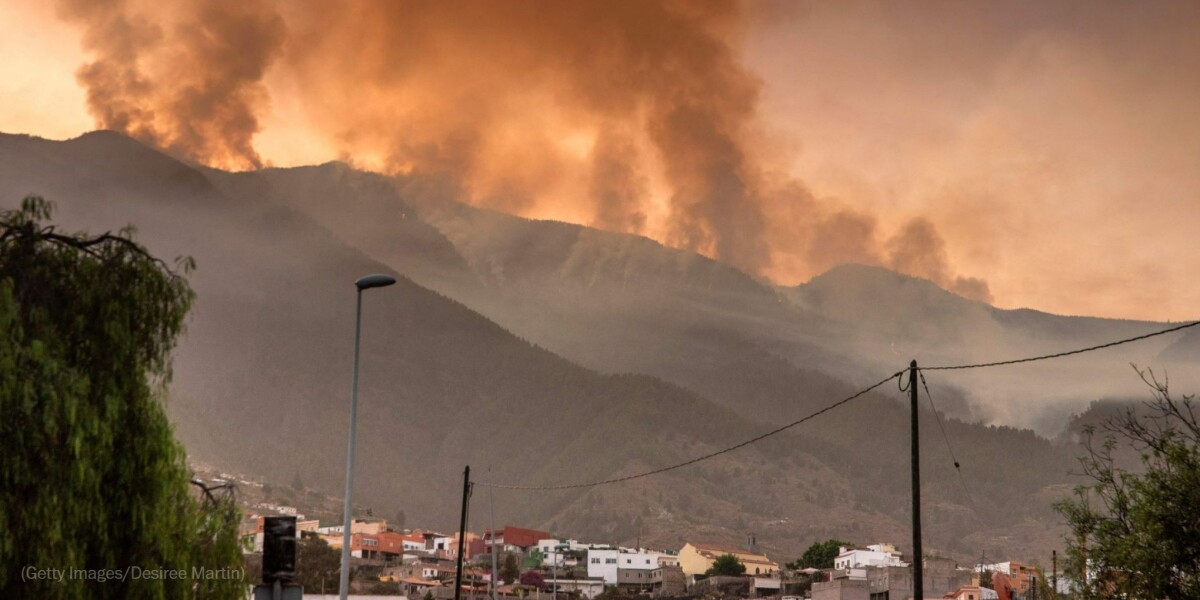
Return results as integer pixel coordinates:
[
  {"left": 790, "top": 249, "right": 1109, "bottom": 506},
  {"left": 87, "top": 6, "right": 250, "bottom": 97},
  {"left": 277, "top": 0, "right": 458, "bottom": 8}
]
[
  {"left": 922, "top": 320, "right": 1200, "bottom": 371},
  {"left": 918, "top": 371, "right": 982, "bottom": 516},
  {"left": 476, "top": 371, "right": 904, "bottom": 490},
  {"left": 919, "top": 371, "right": 960, "bottom": 471},
  {"left": 477, "top": 319, "right": 1199, "bottom": 491}
]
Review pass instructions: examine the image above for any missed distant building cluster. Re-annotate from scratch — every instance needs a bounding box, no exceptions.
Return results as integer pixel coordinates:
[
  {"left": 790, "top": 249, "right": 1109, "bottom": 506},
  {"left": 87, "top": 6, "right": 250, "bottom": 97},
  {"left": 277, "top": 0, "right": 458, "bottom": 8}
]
[
  {"left": 812, "top": 544, "right": 1050, "bottom": 600},
  {"left": 238, "top": 497, "right": 1053, "bottom": 600}
]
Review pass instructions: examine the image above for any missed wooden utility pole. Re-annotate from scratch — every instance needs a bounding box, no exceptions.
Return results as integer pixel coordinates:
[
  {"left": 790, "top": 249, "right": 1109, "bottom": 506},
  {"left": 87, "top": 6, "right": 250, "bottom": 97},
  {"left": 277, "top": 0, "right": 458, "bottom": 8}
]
[
  {"left": 490, "top": 467, "right": 499, "bottom": 600},
  {"left": 1052, "top": 549, "right": 1057, "bottom": 597},
  {"left": 455, "top": 466, "right": 473, "bottom": 600},
  {"left": 910, "top": 360, "right": 923, "bottom": 600}
]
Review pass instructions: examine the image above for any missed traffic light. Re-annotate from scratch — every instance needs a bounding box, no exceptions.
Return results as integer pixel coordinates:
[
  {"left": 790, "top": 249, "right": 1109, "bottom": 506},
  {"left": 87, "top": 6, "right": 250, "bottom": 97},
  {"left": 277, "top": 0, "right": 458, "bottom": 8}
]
[{"left": 263, "top": 516, "right": 297, "bottom": 584}]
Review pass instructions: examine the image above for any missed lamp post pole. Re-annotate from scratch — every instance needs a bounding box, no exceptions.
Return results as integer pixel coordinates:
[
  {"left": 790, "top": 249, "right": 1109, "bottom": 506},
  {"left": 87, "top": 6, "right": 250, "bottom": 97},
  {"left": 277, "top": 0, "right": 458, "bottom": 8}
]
[{"left": 339, "top": 275, "right": 396, "bottom": 600}]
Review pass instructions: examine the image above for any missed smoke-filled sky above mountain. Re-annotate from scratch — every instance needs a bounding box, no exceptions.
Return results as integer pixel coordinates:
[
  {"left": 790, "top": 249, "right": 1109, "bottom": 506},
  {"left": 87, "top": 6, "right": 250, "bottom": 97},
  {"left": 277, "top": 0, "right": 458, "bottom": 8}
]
[{"left": 2, "top": 0, "right": 1198, "bottom": 321}]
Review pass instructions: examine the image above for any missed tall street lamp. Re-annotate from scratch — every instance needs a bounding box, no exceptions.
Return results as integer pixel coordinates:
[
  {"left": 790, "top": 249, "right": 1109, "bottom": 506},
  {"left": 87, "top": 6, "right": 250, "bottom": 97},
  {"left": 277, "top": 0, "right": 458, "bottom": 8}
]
[{"left": 339, "top": 274, "right": 397, "bottom": 600}]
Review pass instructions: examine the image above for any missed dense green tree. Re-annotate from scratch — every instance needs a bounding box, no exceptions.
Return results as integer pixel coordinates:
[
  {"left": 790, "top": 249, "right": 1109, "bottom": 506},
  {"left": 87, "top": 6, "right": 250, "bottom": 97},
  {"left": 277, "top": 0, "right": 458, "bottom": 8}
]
[
  {"left": 1054, "top": 369, "right": 1200, "bottom": 599},
  {"left": 295, "top": 537, "right": 341, "bottom": 594},
  {"left": 524, "top": 549, "right": 544, "bottom": 569},
  {"left": 501, "top": 553, "right": 521, "bottom": 584},
  {"left": 978, "top": 569, "right": 993, "bottom": 590},
  {"left": 706, "top": 554, "right": 746, "bottom": 577},
  {"left": 0, "top": 197, "right": 243, "bottom": 598},
  {"left": 788, "top": 539, "right": 852, "bottom": 570}
]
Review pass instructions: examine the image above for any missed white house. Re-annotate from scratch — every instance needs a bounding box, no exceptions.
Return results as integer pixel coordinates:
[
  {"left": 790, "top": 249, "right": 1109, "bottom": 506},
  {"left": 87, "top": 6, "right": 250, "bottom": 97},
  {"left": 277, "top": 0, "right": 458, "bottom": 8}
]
[
  {"left": 833, "top": 543, "right": 907, "bottom": 569},
  {"left": 978, "top": 561, "right": 1013, "bottom": 574},
  {"left": 618, "top": 551, "right": 660, "bottom": 571},
  {"left": 552, "top": 578, "right": 606, "bottom": 598},
  {"left": 429, "top": 536, "right": 454, "bottom": 554},
  {"left": 587, "top": 548, "right": 675, "bottom": 585},
  {"left": 537, "top": 539, "right": 592, "bottom": 567},
  {"left": 587, "top": 549, "right": 622, "bottom": 584}
]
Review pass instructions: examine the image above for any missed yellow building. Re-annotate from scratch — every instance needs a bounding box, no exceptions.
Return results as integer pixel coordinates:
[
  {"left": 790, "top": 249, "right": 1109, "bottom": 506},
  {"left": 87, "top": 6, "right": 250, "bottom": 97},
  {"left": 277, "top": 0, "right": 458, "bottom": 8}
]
[{"left": 678, "top": 542, "right": 779, "bottom": 576}]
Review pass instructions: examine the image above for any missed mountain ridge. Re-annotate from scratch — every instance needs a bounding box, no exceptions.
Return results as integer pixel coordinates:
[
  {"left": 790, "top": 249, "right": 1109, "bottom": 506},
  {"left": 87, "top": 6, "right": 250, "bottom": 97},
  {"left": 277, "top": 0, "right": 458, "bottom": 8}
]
[
  {"left": 217, "top": 150, "right": 1192, "bottom": 434},
  {"left": 3, "top": 129, "right": 1194, "bottom": 565},
  {"left": 0, "top": 129, "right": 902, "bottom": 561}
]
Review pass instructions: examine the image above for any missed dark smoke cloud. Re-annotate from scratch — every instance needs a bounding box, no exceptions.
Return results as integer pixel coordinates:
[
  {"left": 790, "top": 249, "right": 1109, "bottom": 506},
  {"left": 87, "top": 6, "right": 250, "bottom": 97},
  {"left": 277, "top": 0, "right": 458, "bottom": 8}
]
[
  {"left": 806, "top": 210, "right": 881, "bottom": 272},
  {"left": 766, "top": 185, "right": 991, "bottom": 302},
  {"left": 281, "top": 0, "right": 773, "bottom": 273},
  {"left": 887, "top": 218, "right": 952, "bottom": 289},
  {"left": 886, "top": 218, "right": 993, "bottom": 303},
  {"left": 59, "top": 0, "right": 285, "bottom": 169},
  {"left": 57, "top": 0, "right": 990, "bottom": 297},
  {"left": 589, "top": 128, "right": 648, "bottom": 234}
]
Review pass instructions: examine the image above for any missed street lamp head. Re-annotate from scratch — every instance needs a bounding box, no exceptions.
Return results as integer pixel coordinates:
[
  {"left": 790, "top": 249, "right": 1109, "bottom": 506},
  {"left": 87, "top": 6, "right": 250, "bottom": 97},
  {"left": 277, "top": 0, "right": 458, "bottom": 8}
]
[
  {"left": 355, "top": 274, "right": 397, "bottom": 290},
  {"left": 342, "top": 271, "right": 397, "bottom": 599}
]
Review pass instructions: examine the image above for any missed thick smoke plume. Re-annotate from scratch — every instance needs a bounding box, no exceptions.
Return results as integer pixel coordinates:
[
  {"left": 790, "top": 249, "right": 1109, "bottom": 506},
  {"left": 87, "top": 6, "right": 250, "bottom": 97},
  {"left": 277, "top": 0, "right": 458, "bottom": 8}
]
[
  {"left": 765, "top": 183, "right": 993, "bottom": 302},
  {"left": 280, "top": 1, "right": 774, "bottom": 274},
  {"left": 58, "top": 0, "right": 284, "bottom": 169},
  {"left": 57, "top": 0, "right": 989, "bottom": 298}
]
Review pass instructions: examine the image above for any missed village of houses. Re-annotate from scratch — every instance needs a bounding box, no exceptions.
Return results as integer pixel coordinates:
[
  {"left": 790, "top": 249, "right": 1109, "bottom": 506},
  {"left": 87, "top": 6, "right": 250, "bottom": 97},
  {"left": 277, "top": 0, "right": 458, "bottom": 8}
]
[{"left": 241, "top": 503, "right": 1052, "bottom": 600}]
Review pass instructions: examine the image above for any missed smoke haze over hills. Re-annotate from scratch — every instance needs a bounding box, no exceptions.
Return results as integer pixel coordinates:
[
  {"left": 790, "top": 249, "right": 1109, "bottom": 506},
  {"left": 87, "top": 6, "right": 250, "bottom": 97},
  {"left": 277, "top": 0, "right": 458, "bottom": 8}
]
[
  {"left": 1, "top": 130, "right": 1197, "bottom": 565},
  {"left": 5, "top": 1, "right": 1200, "bottom": 319},
  {"left": 35, "top": 0, "right": 995, "bottom": 300},
  {"left": 2, "top": 0, "right": 1200, "bottom": 572}
]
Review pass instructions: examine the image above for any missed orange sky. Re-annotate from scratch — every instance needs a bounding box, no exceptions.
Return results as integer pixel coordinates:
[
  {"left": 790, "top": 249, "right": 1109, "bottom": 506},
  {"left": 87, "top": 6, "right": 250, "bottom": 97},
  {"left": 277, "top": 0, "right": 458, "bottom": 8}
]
[{"left": 2, "top": 0, "right": 1197, "bottom": 321}]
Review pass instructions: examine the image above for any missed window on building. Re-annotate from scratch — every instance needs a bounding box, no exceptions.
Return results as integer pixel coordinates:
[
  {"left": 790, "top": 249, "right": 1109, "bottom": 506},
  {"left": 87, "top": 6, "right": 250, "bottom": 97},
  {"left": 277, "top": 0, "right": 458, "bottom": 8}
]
[
  {"left": 606, "top": 559, "right": 616, "bottom": 564},
  {"left": 591, "top": 558, "right": 600, "bottom": 564}
]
